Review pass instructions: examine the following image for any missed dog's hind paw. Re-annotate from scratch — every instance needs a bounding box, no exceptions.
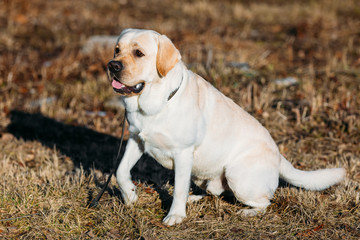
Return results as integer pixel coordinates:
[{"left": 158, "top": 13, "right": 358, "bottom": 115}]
[
  {"left": 187, "top": 194, "right": 205, "bottom": 203},
  {"left": 237, "top": 207, "right": 266, "bottom": 217}
]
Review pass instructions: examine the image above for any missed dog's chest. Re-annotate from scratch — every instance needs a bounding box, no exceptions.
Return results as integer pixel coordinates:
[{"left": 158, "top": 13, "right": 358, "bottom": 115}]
[
  {"left": 139, "top": 131, "right": 175, "bottom": 169},
  {"left": 128, "top": 113, "right": 176, "bottom": 169}
]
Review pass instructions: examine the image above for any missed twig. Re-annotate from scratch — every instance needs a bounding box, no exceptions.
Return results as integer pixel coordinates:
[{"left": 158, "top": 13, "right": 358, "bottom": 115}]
[{"left": 0, "top": 212, "right": 40, "bottom": 222}]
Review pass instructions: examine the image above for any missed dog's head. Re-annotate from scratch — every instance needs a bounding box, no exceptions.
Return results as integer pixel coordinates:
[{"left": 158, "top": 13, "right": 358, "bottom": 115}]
[{"left": 107, "top": 29, "right": 181, "bottom": 96}]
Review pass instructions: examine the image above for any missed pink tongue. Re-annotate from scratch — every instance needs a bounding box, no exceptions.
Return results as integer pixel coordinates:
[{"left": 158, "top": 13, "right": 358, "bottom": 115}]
[{"left": 112, "top": 80, "right": 125, "bottom": 89}]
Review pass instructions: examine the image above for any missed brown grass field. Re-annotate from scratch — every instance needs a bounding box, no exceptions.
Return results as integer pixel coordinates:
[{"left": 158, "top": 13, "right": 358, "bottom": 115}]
[{"left": 0, "top": 0, "right": 360, "bottom": 239}]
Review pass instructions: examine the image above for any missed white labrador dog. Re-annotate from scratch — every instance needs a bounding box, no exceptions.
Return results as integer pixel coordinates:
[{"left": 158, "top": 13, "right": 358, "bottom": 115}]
[{"left": 107, "top": 28, "right": 345, "bottom": 226}]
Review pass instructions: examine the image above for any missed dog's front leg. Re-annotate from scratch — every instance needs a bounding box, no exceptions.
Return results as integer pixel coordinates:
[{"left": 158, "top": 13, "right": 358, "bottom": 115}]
[
  {"left": 116, "top": 134, "right": 143, "bottom": 205},
  {"left": 163, "top": 147, "right": 194, "bottom": 226}
]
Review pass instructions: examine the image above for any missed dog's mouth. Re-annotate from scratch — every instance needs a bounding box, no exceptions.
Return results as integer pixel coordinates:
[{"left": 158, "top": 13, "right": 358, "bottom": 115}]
[{"left": 111, "top": 76, "right": 145, "bottom": 95}]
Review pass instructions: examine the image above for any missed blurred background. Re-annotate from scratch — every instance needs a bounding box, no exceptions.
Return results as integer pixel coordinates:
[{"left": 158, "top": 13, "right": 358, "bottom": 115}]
[
  {"left": 1, "top": 0, "right": 359, "bottom": 154},
  {"left": 1, "top": 0, "right": 359, "bottom": 115},
  {"left": 1, "top": 0, "right": 359, "bottom": 118}
]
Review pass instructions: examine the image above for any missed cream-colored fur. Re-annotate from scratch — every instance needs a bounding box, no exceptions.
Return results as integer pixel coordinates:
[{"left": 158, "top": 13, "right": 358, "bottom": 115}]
[{"left": 110, "top": 29, "right": 345, "bottom": 226}]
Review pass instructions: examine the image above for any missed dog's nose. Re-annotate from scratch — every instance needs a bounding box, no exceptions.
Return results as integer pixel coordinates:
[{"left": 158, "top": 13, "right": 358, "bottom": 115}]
[{"left": 108, "top": 60, "right": 123, "bottom": 73}]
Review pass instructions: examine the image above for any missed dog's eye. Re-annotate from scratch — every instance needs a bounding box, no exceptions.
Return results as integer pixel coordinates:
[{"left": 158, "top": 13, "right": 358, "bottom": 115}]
[
  {"left": 114, "top": 45, "right": 120, "bottom": 57},
  {"left": 135, "top": 49, "right": 145, "bottom": 57}
]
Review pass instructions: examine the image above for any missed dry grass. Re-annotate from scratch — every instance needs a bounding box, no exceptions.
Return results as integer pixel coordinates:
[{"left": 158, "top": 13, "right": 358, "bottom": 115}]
[{"left": 0, "top": 0, "right": 360, "bottom": 239}]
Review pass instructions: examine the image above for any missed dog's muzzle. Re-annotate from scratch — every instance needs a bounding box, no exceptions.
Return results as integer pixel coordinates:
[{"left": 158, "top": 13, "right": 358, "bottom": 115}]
[{"left": 107, "top": 60, "right": 144, "bottom": 95}]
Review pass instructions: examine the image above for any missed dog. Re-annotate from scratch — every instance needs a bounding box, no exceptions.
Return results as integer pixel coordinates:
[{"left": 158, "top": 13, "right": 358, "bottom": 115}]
[{"left": 107, "top": 28, "right": 345, "bottom": 226}]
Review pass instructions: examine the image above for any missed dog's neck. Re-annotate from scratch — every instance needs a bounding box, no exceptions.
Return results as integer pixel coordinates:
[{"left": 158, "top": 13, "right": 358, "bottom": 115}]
[
  {"left": 163, "top": 61, "right": 186, "bottom": 99},
  {"left": 123, "top": 62, "right": 187, "bottom": 115},
  {"left": 167, "top": 71, "right": 183, "bottom": 101}
]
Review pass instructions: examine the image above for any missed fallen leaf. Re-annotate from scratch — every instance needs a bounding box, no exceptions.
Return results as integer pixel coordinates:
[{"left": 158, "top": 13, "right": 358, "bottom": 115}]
[
  {"left": 255, "top": 108, "right": 263, "bottom": 115},
  {"left": 145, "top": 187, "right": 156, "bottom": 194},
  {"left": 271, "top": 25, "right": 282, "bottom": 33},
  {"left": 36, "top": 84, "right": 44, "bottom": 93},
  {"left": 88, "top": 64, "right": 102, "bottom": 73},
  {"left": 14, "top": 14, "right": 28, "bottom": 24},
  {"left": 230, "top": 227, "right": 243, "bottom": 233},
  {"left": 16, "top": 161, "right": 25, "bottom": 168},
  {"left": 3, "top": 106, "right": 10, "bottom": 115},
  {"left": 296, "top": 224, "right": 324, "bottom": 237},
  {"left": 133, "top": 181, "right": 142, "bottom": 187},
  {"left": 18, "top": 87, "right": 29, "bottom": 94},
  {"left": 85, "top": 221, "right": 93, "bottom": 226}
]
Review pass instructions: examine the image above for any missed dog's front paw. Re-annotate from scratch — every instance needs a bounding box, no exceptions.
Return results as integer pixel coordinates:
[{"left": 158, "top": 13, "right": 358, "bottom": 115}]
[
  {"left": 163, "top": 214, "right": 185, "bottom": 226},
  {"left": 121, "top": 188, "right": 138, "bottom": 206}
]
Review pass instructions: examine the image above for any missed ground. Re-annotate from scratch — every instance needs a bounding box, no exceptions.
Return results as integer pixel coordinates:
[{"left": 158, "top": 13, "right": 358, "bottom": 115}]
[{"left": 0, "top": 0, "right": 359, "bottom": 239}]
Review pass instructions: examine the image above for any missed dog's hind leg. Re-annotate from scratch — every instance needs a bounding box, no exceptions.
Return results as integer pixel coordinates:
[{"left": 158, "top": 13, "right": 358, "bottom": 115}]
[
  {"left": 187, "top": 195, "right": 205, "bottom": 203},
  {"left": 225, "top": 151, "right": 279, "bottom": 217},
  {"left": 187, "top": 178, "right": 207, "bottom": 203},
  {"left": 188, "top": 174, "right": 227, "bottom": 203},
  {"left": 206, "top": 174, "right": 227, "bottom": 196}
]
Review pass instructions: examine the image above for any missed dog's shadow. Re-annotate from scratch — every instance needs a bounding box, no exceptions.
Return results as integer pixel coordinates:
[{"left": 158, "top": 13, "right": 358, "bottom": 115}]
[{"left": 7, "top": 110, "right": 179, "bottom": 210}]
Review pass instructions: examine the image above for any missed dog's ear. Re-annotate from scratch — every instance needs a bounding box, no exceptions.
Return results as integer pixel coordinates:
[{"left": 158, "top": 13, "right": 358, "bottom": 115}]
[{"left": 156, "top": 35, "right": 181, "bottom": 77}]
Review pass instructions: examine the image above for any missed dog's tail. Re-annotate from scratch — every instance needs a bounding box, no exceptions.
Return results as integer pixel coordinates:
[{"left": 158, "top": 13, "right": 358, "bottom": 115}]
[{"left": 279, "top": 155, "right": 345, "bottom": 190}]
